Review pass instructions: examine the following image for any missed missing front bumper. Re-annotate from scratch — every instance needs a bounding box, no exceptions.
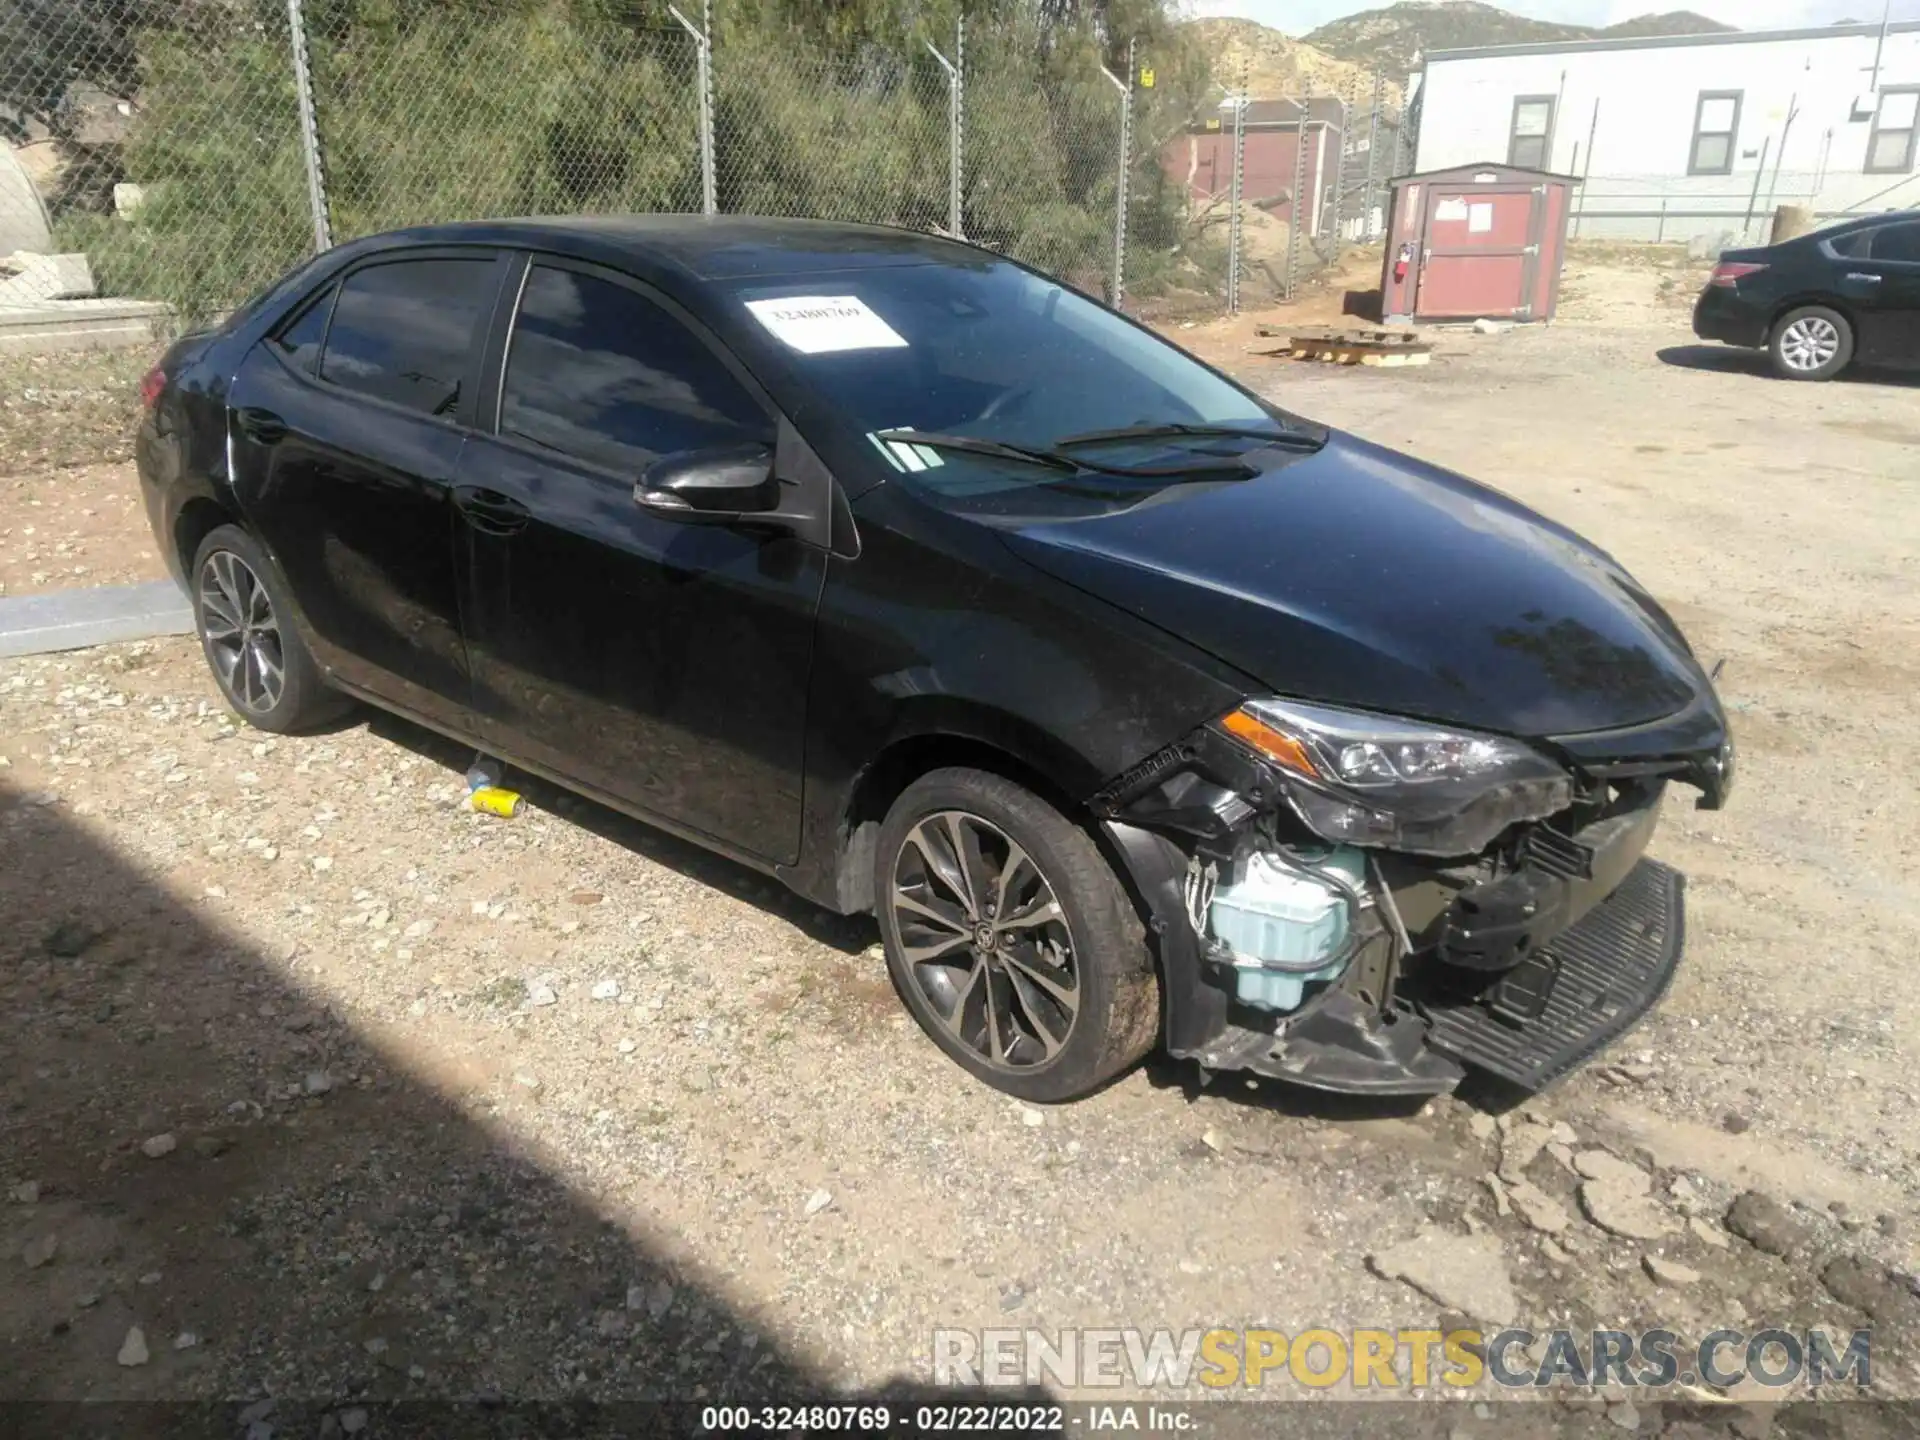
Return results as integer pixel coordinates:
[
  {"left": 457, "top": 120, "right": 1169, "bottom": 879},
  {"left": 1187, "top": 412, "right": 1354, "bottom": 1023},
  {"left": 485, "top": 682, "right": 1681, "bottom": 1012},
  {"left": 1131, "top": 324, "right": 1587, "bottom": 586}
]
[
  {"left": 1157, "top": 856, "right": 1684, "bottom": 1097},
  {"left": 1422, "top": 857, "right": 1685, "bottom": 1091}
]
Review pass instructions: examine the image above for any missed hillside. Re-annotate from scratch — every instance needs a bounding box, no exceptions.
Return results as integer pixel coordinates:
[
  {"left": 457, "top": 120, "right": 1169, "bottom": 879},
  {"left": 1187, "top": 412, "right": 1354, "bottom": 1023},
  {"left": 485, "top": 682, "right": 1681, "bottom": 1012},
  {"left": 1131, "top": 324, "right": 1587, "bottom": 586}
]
[
  {"left": 1186, "top": 16, "right": 1400, "bottom": 105},
  {"left": 1599, "top": 10, "right": 1734, "bottom": 39},
  {"left": 1302, "top": 2, "right": 1734, "bottom": 80}
]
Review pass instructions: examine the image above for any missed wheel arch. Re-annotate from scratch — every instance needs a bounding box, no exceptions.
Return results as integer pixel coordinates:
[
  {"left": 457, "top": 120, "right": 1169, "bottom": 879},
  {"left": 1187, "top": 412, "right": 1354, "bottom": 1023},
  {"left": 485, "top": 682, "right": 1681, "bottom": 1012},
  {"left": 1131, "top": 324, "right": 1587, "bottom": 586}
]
[
  {"left": 827, "top": 709, "right": 1108, "bottom": 917},
  {"left": 173, "top": 496, "right": 245, "bottom": 578},
  {"left": 1769, "top": 294, "right": 1858, "bottom": 339}
]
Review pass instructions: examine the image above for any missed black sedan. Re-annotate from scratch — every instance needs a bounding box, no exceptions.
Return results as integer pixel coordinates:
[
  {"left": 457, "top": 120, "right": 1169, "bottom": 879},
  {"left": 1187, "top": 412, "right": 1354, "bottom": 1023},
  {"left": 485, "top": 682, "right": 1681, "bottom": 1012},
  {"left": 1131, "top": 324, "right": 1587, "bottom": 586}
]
[
  {"left": 138, "top": 216, "right": 1731, "bottom": 1103},
  {"left": 1693, "top": 209, "right": 1920, "bottom": 380}
]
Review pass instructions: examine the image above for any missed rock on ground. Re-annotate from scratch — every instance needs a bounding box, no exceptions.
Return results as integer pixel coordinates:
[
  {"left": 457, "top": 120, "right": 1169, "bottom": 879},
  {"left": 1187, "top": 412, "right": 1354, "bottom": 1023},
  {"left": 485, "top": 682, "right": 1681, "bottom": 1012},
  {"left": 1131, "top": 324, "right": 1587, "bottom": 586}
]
[
  {"left": 1641, "top": 1253, "right": 1700, "bottom": 1287},
  {"left": 1724, "top": 1190, "right": 1809, "bottom": 1258},
  {"left": 1506, "top": 1178, "right": 1572, "bottom": 1235},
  {"left": 1579, "top": 1179, "right": 1675, "bottom": 1240},
  {"left": 116, "top": 1326, "right": 149, "bottom": 1366},
  {"left": 1689, "top": 1217, "right": 1730, "bottom": 1249},
  {"left": 1368, "top": 1231, "right": 1518, "bottom": 1326},
  {"left": 1497, "top": 1121, "right": 1554, "bottom": 1183},
  {"left": 1572, "top": 1149, "right": 1649, "bottom": 1190},
  {"left": 1820, "top": 1255, "right": 1915, "bottom": 1322}
]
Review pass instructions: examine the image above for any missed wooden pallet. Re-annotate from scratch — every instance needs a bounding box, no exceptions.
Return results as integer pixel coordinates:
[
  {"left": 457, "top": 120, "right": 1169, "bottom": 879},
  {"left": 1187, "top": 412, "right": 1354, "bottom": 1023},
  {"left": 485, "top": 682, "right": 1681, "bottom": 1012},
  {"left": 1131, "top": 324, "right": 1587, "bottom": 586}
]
[{"left": 1254, "top": 324, "right": 1434, "bottom": 368}]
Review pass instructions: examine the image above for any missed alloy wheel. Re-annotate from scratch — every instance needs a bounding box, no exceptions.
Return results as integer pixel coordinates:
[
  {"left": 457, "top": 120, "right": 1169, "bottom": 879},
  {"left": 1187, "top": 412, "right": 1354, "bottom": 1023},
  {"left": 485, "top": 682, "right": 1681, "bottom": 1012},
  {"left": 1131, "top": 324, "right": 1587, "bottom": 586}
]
[
  {"left": 1779, "top": 316, "right": 1840, "bottom": 373},
  {"left": 197, "top": 550, "right": 286, "bottom": 714},
  {"left": 890, "top": 810, "right": 1080, "bottom": 1071}
]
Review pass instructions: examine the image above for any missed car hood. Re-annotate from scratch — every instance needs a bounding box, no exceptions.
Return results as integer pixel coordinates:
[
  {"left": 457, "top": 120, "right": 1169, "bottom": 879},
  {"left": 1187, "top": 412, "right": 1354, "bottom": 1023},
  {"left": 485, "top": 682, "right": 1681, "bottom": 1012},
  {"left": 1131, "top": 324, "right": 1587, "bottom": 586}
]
[{"left": 997, "top": 431, "right": 1712, "bottom": 739}]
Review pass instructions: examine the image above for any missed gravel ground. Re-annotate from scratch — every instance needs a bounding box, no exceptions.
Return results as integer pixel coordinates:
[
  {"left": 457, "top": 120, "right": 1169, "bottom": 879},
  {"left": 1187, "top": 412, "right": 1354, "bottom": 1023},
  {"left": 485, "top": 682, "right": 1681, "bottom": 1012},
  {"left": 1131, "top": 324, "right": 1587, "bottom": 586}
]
[
  {"left": 2, "top": 261, "right": 1918, "bottom": 1421},
  {"left": 0, "top": 349, "right": 165, "bottom": 597}
]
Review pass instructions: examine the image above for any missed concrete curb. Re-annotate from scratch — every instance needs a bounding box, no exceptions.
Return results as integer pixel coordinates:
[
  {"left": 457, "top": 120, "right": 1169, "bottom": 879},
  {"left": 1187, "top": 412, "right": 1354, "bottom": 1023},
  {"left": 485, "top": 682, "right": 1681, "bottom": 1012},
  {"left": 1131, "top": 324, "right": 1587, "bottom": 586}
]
[{"left": 0, "top": 581, "right": 195, "bottom": 659}]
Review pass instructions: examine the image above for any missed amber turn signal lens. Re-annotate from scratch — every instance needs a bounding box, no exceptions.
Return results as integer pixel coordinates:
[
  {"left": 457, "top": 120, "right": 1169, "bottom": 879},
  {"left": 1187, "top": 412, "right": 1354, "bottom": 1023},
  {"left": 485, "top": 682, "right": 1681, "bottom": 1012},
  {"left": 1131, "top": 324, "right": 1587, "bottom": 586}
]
[{"left": 1221, "top": 707, "right": 1320, "bottom": 779}]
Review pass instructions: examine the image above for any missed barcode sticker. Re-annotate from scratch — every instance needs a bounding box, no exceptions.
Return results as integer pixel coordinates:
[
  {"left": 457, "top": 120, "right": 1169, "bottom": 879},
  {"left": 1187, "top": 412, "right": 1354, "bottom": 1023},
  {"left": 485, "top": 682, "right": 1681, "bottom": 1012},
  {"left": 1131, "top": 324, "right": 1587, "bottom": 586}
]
[{"left": 745, "top": 295, "right": 908, "bottom": 354}]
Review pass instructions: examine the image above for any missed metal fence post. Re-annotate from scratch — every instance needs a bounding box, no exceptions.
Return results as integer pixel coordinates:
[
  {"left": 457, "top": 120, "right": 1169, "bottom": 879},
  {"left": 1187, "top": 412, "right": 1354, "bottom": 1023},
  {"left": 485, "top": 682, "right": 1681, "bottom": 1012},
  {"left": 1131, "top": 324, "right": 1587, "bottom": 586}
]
[
  {"left": 954, "top": 19, "right": 965, "bottom": 239},
  {"left": 926, "top": 19, "right": 963, "bottom": 239},
  {"left": 1100, "top": 39, "right": 1133, "bottom": 308},
  {"left": 670, "top": 3, "right": 717, "bottom": 215},
  {"left": 1285, "top": 99, "right": 1310, "bottom": 299},
  {"left": 1226, "top": 92, "right": 1245, "bottom": 315},
  {"left": 1362, "top": 73, "right": 1383, "bottom": 240},
  {"left": 284, "top": 0, "right": 333, "bottom": 252}
]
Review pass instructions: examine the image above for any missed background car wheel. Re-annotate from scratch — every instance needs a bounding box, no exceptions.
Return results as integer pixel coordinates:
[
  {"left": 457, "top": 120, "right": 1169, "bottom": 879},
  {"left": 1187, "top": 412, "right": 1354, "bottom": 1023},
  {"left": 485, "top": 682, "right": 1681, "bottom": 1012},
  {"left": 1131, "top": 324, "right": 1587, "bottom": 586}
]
[
  {"left": 191, "top": 525, "right": 348, "bottom": 734},
  {"left": 1770, "top": 306, "right": 1852, "bottom": 381},
  {"left": 875, "top": 767, "right": 1160, "bottom": 1103}
]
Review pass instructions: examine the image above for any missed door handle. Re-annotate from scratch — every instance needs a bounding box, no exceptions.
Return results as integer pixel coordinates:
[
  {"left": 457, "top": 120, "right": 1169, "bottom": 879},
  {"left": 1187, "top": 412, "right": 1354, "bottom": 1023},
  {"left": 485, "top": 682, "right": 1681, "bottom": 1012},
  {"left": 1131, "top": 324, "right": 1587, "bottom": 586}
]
[
  {"left": 1845, "top": 272, "right": 1884, "bottom": 283},
  {"left": 453, "top": 485, "right": 531, "bottom": 536},
  {"left": 234, "top": 406, "right": 288, "bottom": 445}
]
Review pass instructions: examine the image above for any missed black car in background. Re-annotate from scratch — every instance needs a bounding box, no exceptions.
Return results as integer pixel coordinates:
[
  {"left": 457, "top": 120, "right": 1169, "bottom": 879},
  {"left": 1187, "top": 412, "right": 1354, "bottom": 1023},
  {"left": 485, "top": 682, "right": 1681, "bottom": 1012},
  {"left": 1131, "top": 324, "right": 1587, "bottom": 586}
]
[
  {"left": 138, "top": 217, "right": 1731, "bottom": 1103},
  {"left": 1693, "top": 209, "right": 1920, "bottom": 380}
]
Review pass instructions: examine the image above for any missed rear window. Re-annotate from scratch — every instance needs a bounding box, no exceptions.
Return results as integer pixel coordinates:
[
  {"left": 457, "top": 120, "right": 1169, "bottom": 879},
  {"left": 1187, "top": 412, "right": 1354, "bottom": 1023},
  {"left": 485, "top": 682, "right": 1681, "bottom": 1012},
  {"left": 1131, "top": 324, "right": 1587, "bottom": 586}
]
[
  {"left": 319, "top": 258, "right": 496, "bottom": 418},
  {"left": 267, "top": 285, "right": 334, "bottom": 375},
  {"left": 1868, "top": 222, "right": 1920, "bottom": 263},
  {"left": 1825, "top": 228, "right": 1872, "bottom": 259}
]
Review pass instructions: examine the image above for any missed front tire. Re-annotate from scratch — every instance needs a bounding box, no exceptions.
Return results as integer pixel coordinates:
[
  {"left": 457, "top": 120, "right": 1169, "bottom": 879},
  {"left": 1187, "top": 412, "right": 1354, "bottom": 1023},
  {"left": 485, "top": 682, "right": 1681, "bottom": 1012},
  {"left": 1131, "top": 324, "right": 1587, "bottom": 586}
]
[
  {"left": 875, "top": 768, "right": 1160, "bottom": 1102},
  {"left": 1770, "top": 305, "right": 1852, "bottom": 381},
  {"left": 191, "top": 524, "right": 348, "bottom": 734}
]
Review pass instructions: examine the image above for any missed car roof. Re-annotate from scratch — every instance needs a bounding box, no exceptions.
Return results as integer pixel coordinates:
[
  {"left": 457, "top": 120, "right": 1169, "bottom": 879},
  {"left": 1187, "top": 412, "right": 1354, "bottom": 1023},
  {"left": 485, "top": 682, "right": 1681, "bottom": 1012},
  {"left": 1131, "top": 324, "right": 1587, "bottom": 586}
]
[
  {"left": 1803, "top": 209, "right": 1919, "bottom": 239},
  {"left": 347, "top": 214, "right": 986, "bottom": 284}
]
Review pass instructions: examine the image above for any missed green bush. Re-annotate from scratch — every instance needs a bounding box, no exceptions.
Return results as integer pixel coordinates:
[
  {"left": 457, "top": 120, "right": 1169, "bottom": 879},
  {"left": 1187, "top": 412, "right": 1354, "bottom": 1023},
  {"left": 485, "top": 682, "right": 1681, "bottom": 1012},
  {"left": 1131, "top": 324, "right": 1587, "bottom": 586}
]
[
  {"left": 58, "top": 0, "right": 1210, "bottom": 319},
  {"left": 54, "top": 20, "right": 314, "bottom": 324}
]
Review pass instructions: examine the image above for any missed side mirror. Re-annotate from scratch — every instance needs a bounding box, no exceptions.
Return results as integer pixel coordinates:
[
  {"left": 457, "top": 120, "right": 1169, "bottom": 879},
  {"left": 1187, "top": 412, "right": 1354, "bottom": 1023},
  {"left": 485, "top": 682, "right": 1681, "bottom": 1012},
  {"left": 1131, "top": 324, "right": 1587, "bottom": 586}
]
[{"left": 635, "top": 444, "right": 779, "bottom": 519}]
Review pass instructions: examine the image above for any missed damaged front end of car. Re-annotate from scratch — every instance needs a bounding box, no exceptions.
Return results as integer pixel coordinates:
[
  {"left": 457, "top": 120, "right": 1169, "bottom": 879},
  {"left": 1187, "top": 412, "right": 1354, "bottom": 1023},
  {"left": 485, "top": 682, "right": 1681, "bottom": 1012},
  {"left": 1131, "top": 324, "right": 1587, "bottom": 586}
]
[{"left": 1094, "top": 695, "right": 1733, "bottom": 1097}]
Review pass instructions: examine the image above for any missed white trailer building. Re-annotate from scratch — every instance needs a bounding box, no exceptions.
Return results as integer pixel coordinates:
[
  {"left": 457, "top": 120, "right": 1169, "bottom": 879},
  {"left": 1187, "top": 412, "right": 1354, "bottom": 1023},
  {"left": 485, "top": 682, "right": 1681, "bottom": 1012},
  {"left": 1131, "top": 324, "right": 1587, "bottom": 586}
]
[{"left": 1411, "top": 20, "right": 1920, "bottom": 244}]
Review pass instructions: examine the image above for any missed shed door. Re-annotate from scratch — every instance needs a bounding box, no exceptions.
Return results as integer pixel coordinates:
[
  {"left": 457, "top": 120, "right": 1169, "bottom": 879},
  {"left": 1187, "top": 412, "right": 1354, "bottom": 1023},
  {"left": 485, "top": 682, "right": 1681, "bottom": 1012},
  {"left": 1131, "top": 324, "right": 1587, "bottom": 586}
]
[{"left": 1414, "top": 185, "right": 1542, "bottom": 320}]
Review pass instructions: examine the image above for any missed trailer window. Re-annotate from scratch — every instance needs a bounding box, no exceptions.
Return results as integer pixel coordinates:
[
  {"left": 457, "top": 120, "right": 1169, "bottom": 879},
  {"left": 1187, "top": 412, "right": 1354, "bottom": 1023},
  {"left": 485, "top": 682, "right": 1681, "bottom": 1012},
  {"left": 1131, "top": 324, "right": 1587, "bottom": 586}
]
[
  {"left": 1867, "top": 88, "right": 1918, "bottom": 175},
  {"left": 1689, "top": 91, "right": 1741, "bottom": 176},
  {"left": 1508, "top": 96, "right": 1555, "bottom": 170}
]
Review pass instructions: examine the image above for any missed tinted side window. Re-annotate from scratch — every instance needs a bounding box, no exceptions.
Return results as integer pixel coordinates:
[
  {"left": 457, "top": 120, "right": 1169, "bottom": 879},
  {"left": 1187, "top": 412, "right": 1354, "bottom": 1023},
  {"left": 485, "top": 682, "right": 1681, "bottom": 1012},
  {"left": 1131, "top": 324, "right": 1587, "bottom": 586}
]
[
  {"left": 267, "top": 284, "right": 334, "bottom": 375},
  {"left": 1826, "top": 229, "right": 1871, "bottom": 259},
  {"left": 1869, "top": 222, "right": 1920, "bottom": 263},
  {"left": 501, "top": 266, "right": 771, "bottom": 473},
  {"left": 320, "top": 258, "right": 496, "bottom": 417}
]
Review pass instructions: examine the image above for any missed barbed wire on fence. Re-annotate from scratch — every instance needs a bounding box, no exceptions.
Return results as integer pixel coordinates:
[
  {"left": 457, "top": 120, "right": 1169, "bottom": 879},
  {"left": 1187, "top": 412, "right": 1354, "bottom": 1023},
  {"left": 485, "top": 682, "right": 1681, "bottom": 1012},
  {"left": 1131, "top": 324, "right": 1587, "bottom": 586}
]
[{"left": 1, "top": 0, "right": 1411, "bottom": 332}]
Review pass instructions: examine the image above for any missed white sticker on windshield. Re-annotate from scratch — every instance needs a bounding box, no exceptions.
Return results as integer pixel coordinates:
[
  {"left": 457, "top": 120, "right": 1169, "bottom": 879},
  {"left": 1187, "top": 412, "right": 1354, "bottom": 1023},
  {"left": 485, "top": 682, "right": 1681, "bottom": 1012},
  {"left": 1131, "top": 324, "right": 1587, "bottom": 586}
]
[{"left": 745, "top": 295, "right": 908, "bottom": 354}]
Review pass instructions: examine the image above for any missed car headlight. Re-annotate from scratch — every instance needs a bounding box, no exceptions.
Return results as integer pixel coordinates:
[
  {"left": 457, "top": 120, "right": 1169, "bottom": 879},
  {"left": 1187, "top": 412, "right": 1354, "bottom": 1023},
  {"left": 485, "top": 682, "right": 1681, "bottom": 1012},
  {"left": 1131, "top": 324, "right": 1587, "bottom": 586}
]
[{"left": 1220, "top": 699, "right": 1573, "bottom": 857}]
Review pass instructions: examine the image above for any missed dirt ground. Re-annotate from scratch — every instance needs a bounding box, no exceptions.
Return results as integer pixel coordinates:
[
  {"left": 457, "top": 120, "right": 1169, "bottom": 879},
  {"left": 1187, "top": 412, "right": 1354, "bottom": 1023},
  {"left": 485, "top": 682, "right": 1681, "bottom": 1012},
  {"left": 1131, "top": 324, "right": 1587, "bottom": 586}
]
[
  {"left": 0, "top": 350, "right": 165, "bottom": 597},
  {"left": 3, "top": 253, "right": 1918, "bottom": 1421}
]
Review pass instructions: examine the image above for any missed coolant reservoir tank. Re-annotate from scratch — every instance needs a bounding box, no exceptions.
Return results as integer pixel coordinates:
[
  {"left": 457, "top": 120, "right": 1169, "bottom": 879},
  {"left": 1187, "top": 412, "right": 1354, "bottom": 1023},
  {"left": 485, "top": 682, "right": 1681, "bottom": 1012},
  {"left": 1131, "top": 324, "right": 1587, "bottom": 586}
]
[{"left": 1208, "top": 847, "right": 1364, "bottom": 1012}]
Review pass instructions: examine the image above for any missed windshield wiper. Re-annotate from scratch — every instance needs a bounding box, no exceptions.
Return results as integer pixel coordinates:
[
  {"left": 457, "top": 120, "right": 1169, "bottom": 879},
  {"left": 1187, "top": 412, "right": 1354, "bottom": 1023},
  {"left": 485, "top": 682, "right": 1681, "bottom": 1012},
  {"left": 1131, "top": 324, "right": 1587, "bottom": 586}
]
[
  {"left": 875, "top": 429, "right": 1079, "bottom": 473},
  {"left": 875, "top": 429, "right": 1258, "bottom": 480},
  {"left": 1052, "top": 421, "right": 1325, "bottom": 451}
]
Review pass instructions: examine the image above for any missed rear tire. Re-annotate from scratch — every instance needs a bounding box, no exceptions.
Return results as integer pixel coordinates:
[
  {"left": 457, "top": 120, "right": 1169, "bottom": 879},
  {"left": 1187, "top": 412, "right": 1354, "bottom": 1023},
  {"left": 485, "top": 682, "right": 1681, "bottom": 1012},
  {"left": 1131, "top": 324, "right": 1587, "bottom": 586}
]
[
  {"left": 190, "top": 525, "right": 349, "bottom": 734},
  {"left": 1769, "top": 305, "right": 1852, "bottom": 381},
  {"left": 875, "top": 768, "right": 1160, "bottom": 1103}
]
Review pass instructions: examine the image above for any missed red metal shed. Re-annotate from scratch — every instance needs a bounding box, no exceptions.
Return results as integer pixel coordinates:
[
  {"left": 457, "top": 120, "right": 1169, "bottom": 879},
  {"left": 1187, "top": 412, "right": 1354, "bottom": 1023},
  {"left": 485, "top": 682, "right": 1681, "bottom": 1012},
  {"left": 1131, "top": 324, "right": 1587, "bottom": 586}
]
[{"left": 1380, "top": 162, "right": 1578, "bottom": 325}]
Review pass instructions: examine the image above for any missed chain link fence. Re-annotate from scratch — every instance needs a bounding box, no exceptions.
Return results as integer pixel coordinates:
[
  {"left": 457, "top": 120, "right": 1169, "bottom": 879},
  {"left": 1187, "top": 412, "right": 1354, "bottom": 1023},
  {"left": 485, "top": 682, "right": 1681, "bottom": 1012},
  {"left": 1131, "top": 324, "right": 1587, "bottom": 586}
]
[
  {"left": 2, "top": 0, "right": 315, "bottom": 327},
  {"left": 309, "top": 8, "right": 705, "bottom": 243},
  {"left": 2, "top": 0, "right": 1410, "bottom": 335},
  {"left": 1566, "top": 172, "right": 1914, "bottom": 247}
]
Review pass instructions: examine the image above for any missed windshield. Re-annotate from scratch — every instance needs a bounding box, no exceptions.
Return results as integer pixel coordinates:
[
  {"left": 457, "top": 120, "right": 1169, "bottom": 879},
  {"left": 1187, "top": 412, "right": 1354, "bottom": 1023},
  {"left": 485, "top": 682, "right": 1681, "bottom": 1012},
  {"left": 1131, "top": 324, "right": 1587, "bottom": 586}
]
[{"left": 729, "top": 260, "right": 1307, "bottom": 504}]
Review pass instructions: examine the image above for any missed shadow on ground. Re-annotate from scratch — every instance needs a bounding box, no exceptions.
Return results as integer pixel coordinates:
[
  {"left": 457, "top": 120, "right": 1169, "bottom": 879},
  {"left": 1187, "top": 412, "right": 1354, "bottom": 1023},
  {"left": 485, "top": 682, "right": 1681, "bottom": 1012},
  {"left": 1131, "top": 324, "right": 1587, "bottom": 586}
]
[
  {"left": 365, "top": 710, "right": 1444, "bottom": 1127},
  {"left": 0, "top": 780, "right": 1040, "bottom": 1432},
  {"left": 361, "top": 709, "right": 876, "bottom": 959},
  {"left": 1342, "top": 289, "right": 1385, "bottom": 323},
  {"left": 1657, "top": 344, "right": 1920, "bottom": 389}
]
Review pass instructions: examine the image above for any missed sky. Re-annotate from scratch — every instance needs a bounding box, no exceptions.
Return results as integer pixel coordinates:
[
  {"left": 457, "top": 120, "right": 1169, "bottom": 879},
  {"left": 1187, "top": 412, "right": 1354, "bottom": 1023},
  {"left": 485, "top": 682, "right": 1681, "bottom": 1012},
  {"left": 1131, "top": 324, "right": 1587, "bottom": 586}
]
[{"left": 1181, "top": 0, "right": 1920, "bottom": 36}]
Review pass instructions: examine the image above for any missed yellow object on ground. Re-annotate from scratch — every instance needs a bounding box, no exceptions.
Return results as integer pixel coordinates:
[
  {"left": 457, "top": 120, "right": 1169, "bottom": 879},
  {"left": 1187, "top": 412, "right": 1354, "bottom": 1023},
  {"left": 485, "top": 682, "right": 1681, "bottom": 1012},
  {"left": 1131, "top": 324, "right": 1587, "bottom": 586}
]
[{"left": 468, "top": 786, "right": 524, "bottom": 818}]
